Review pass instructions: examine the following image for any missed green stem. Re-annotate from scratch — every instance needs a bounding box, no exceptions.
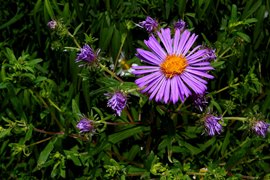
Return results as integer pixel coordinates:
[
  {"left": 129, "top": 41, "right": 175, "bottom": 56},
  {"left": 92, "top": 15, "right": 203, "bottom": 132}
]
[
  {"left": 113, "top": 33, "right": 127, "bottom": 72},
  {"left": 27, "top": 136, "right": 53, "bottom": 147},
  {"left": 222, "top": 54, "right": 235, "bottom": 59},
  {"left": 171, "top": 102, "right": 184, "bottom": 120},
  {"left": 99, "top": 63, "right": 124, "bottom": 82},
  {"left": 211, "top": 83, "right": 240, "bottom": 95},
  {"left": 186, "top": 172, "right": 206, "bottom": 176},
  {"left": 68, "top": 31, "right": 81, "bottom": 49},
  {"left": 222, "top": 117, "right": 247, "bottom": 121},
  {"left": 219, "top": 47, "right": 231, "bottom": 58}
]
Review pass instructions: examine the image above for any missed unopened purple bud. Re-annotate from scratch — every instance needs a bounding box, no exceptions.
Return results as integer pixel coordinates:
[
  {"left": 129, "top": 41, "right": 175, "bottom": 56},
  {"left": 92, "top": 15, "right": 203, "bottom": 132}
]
[
  {"left": 192, "top": 93, "right": 208, "bottom": 112},
  {"left": 76, "top": 118, "right": 94, "bottom": 133},
  {"left": 204, "top": 114, "right": 222, "bottom": 136},
  {"left": 139, "top": 16, "right": 158, "bottom": 32},
  {"left": 76, "top": 44, "right": 97, "bottom": 63},
  {"left": 47, "top": 20, "right": 57, "bottom": 30},
  {"left": 205, "top": 48, "right": 217, "bottom": 61},
  {"left": 174, "top": 19, "right": 186, "bottom": 31},
  {"left": 252, "top": 121, "right": 269, "bottom": 137},
  {"left": 106, "top": 91, "right": 127, "bottom": 116}
]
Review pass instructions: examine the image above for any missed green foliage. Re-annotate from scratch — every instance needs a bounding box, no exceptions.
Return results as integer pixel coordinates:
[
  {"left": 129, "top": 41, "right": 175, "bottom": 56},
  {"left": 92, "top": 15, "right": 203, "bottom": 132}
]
[{"left": 1, "top": 0, "right": 270, "bottom": 179}]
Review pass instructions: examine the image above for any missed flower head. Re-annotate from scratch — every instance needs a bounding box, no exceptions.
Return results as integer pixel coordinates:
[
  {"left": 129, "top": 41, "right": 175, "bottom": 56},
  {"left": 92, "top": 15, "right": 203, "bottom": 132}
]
[
  {"left": 204, "top": 48, "right": 216, "bottom": 61},
  {"left": 76, "top": 44, "right": 98, "bottom": 63},
  {"left": 204, "top": 114, "right": 222, "bottom": 136},
  {"left": 252, "top": 120, "right": 269, "bottom": 137},
  {"left": 106, "top": 91, "right": 127, "bottom": 116},
  {"left": 139, "top": 16, "right": 158, "bottom": 32},
  {"left": 174, "top": 19, "right": 186, "bottom": 31},
  {"left": 76, "top": 118, "right": 94, "bottom": 133},
  {"left": 132, "top": 28, "right": 214, "bottom": 103},
  {"left": 47, "top": 20, "right": 57, "bottom": 30}
]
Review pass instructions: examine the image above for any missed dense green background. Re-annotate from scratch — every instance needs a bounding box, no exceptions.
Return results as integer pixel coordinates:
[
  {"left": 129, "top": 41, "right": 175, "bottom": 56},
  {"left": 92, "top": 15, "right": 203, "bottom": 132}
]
[{"left": 1, "top": 0, "right": 270, "bottom": 179}]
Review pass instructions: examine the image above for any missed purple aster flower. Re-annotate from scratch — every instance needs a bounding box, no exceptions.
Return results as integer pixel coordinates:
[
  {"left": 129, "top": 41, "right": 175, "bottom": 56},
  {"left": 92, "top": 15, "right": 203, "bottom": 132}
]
[
  {"left": 174, "top": 19, "right": 186, "bottom": 31},
  {"left": 139, "top": 16, "right": 158, "bottom": 32},
  {"left": 106, "top": 91, "right": 127, "bottom": 116},
  {"left": 76, "top": 44, "right": 97, "bottom": 63},
  {"left": 76, "top": 118, "right": 94, "bottom": 133},
  {"left": 47, "top": 20, "right": 57, "bottom": 29},
  {"left": 204, "top": 114, "right": 222, "bottom": 136},
  {"left": 252, "top": 121, "right": 270, "bottom": 137},
  {"left": 132, "top": 28, "right": 214, "bottom": 103}
]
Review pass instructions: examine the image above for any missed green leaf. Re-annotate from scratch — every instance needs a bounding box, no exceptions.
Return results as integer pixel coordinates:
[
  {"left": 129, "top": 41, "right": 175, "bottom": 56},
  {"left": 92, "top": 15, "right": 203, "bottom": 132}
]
[
  {"left": 72, "top": 99, "right": 81, "bottom": 115},
  {"left": 225, "top": 139, "right": 251, "bottom": 169},
  {"left": 37, "top": 138, "right": 57, "bottom": 166},
  {"left": 26, "top": 58, "right": 43, "bottom": 66},
  {"left": 0, "top": 13, "right": 24, "bottom": 30},
  {"left": 241, "top": 0, "right": 262, "bottom": 19},
  {"left": 243, "top": 18, "right": 258, "bottom": 24},
  {"left": 230, "top": 4, "right": 237, "bottom": 23},
  {"left": 99, "top": 27, "right": 114, "bottom": 51},
  {"left": 44, "top": 0, "right": 55, "bottom": 19},
  {"left": 73, "top": 23, "right": 84, "bottom": 36},
  {"left": 0, "top": 127, "right": 11, "bottom": 139},
  {"left": 108, "top": 126, "right": 149, "bottom": 144},
  {"left": 127, "top": 145, "right": 140, "bottom": 161},
  {"left": 221, "top": 130, "right": 230, "bottom": 156},
  {"left": 236, "top": 32, "right": 251, "bottom": 43},
  {"left": 182, "top": 142, "right": 201, "bottom": 155},
  {"left": 211, "top": 61, "right": 225, "bottom": 68}
]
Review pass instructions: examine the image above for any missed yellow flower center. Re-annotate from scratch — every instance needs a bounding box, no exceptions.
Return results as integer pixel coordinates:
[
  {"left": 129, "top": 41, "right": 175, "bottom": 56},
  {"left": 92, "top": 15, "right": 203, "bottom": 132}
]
[{"left": 160, "top": 55, "right": 188, "bottom": 78}]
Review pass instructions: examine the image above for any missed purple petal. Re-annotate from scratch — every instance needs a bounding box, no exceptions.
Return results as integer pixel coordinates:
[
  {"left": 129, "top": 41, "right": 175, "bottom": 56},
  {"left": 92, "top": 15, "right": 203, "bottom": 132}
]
[
  {"left": 158, "top": 28, "right": 173, "bottom": 54},
  {"left": 136, "top": 49, "right": 162, "bottom": 65}
]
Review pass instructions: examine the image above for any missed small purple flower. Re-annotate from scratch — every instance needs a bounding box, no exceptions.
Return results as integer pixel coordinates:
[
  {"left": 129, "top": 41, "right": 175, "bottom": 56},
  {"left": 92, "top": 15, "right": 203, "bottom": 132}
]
[
  {"left": 47, "top": 20, "right": 57, "bottom": 30},
  {"left": 204, "top": 48, "right": 217, "bottom": 61},
  {"left": 192, "top": 93, "right": 208, "bottom": 112},
  {"left": 76, "top": 44, "right": 97, "bottom": 63},
  {"left": 106, "top": 91, "right": 127, "bottom": 116},
  {"left": 76, "top": 118, "right": 94, "bottom": 133},
  {"left": 252, "top": 121, "right": 270, "bottom": 137},
  {"left": 204, "top": 114, "right": 222, "bottom": 136},
  {"left": 174, "top": 19, "right": 186, "bottom": 31},
  {"left": 139, "top": 16, "right": 158, "bottom": 32}
]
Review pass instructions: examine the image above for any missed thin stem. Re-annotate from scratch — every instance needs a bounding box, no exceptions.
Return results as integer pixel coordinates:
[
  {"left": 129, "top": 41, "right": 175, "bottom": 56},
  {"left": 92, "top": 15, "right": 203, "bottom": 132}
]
[
  {"left": 68, "top": 31, "right": 81, "bottom": 49},
  {"left": 211, "top": 83, "right": 240, "bottom": 95},
  {"left": 106, "top": 121, "right": 142, "bottom": 125},
  {"left": 33, "top": 127, "right": 64, "bottom": 135},
  {"left": 222, "top": 117, "right": 247, "bottom": 121},
  {"left": 218, "top": 47, "right": 231, "bottom": 58},
  {"left": 33, "top": 127, "right": 88, "bottom": 141},
  {"left": 222, "top": 54, "right": 235, "bottom": 59},
  {"left": 27, "top": 136, "right": 53, "bottom": 147},
  {"left": 186, "top": 172, "right": 205, "bottom": 176},
  {"left": 99, "top": 63, "right": 124, "bottom": 82},
  {"left": 171, "top": 102, "right": 184, "bottom": 120},
  {"left": 125, "top": 108, "right": 134, "bottom": 122},
  {"left": 113, "top": 33, "right": 127, "bottom": 72}
]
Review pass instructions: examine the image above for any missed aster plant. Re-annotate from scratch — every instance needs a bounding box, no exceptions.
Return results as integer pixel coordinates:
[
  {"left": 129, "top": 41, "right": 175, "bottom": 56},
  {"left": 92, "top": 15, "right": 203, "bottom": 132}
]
[
  {"left": 138, "top": 16, "right": 158, "bottom": 32},
  {"left": 174, "top": 19, "right": 186, "bottom": 31},
  {"left": 132, "top": 28, "right": 215, "bottom": 104},
  {"left": 106, "top": 91, "right": 127, "bottom": 116},
  {"left": 204, "top": 114, "right": 223, "bottom": 136},
  {"left": 192, "top": 92, "right": 208, "bottom": 112},
  {"left": 76, "top": 44, "right": 98, "bottom": 64},
  {"left": 47, "top": 20, "right": 57, "bottom": 30},
  {"left": 252, "top": 120, "right": 270, "bottom": 137},
  {"left": 76, "top": 118, "right": 95, "bottom": 133}
]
